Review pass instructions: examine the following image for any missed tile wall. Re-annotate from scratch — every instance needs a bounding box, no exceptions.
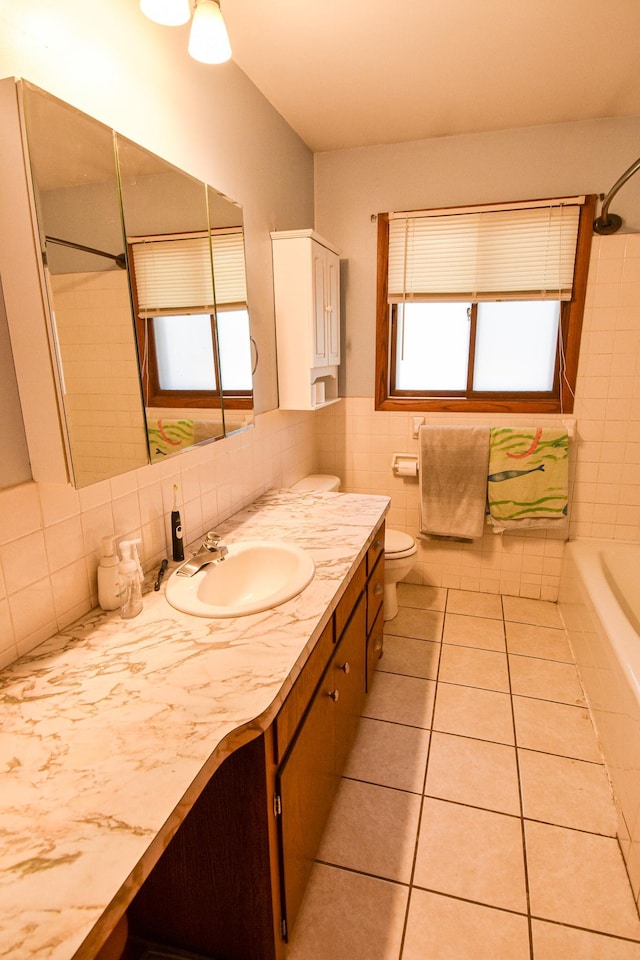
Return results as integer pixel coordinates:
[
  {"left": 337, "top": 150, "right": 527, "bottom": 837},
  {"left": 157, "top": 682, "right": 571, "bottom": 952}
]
[
  {"left": 2, "top": 233, "right": 640, "bottom": 668},
  {"left": 0, "top": 408, "right": 316, "bottom": 669},
  {"left": 316, "top": 233, "right": 640, "bottom": 600},
  {"left": 51, "top": 271, "right": 149, "bottom": 486}
]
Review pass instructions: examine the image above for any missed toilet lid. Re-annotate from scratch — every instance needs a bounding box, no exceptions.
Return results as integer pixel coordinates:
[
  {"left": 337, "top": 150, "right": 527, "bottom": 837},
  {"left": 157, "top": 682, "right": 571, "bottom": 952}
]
[{"left": 385, "top": 529, "right": 416, "bottom": 559}]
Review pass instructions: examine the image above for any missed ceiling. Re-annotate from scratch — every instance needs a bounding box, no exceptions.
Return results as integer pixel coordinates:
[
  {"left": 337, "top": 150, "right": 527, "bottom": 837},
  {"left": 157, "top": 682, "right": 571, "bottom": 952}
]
[{"left": 223, "top": 0, "right": 640, "bottom": 153}]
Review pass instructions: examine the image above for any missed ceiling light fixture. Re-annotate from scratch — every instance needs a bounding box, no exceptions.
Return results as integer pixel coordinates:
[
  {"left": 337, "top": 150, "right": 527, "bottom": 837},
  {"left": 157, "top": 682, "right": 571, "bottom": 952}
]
[
  {"left": 140, "top": 0, "right": 191, "bottom": 27},
  {"left": 140, "top": 0, "right": 231, "bottom": 64},
  {"left": 188, "top": 0, "right": 232, "bottom": 63}
]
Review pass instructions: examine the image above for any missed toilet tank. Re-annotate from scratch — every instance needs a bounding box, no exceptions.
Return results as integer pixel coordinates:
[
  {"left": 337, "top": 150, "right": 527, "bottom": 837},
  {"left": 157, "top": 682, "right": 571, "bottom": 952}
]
[{"left": 290, "top": 474, "right": 341, "bottom": 492}]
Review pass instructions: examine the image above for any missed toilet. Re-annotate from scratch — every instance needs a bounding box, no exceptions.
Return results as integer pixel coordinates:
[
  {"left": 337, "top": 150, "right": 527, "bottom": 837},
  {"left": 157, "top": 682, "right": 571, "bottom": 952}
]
[{"left": 290, "top": 474, "right": 417, "bottom": 620}]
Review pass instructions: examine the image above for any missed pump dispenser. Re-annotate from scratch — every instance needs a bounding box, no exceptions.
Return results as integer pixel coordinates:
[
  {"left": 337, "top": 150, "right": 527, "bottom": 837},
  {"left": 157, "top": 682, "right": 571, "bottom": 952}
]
[
  {"left": 97, "top": 536, "right": 120, "bottom": 611},
  {"left": 118, "top": 538, "right": 144, "bottom": 619}
]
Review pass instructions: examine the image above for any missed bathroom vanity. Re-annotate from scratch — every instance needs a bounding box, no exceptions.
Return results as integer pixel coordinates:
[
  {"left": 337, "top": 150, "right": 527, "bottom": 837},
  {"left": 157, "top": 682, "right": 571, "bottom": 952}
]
[{"left": 0, "top": 489, "right": 388, "bottom": 960}]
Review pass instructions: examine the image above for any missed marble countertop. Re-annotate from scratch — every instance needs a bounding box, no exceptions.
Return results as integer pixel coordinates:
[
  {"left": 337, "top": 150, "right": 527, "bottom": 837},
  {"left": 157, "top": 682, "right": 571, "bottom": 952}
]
[{"left": 0, "top": 489, "right": 389, "bottom": 960}]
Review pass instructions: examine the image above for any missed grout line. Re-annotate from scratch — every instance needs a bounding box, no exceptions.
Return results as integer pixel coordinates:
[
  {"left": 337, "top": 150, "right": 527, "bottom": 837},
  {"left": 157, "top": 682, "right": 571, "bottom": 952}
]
[
  {"left": 395, "top": 588, "right": 446, "bottom": 960},
  {"left": 503, "top": 605, "right": 536, "bottom": 960}
]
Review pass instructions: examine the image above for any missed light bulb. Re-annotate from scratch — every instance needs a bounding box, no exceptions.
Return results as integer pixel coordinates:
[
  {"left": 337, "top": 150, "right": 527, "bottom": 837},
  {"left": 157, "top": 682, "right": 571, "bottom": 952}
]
[
  {"left": 140, "top": 0, "right": 191, "bottom": 27},
  {"left": 188, "top": 0, "right": 232, "bottom": 64}
]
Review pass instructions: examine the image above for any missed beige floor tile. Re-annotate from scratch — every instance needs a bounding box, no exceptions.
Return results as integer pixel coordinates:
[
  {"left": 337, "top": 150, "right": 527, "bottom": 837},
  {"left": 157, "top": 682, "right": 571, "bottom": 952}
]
[
  {"left": 513, "top": 696, "right": 603, "bottom": 762},
  {"left": 317, "top": 778, "right": 421, "bottom": 883},
  {"left": 364, "top": 670, "right": 436, "bottom": 728},
  {"left": 447, "top": 589, "right": 503, "bottom": 619},
  {"left": 433, "top": 682, "right": 515, "bottom": 744},
  {"left": 343, "top": 717, "right": 430, "bottom": 793},
  {"left": 502, "top": 595, "right": 563, "bottom": 628},
  {"left": 398, "top": 582, "right": 447, "bottom": 611},
  {"left": 519, "top": 749, "right": 617, "bottom": 835},
  {"left": 443, "top": 612, "right": 506, "bottom": 651},
  {"left": 439, "top": 644, "right": 510, "bottom": 692},
  {"left": 378, "top": 634, "right": 440, "bottom": 680},
  {"left": 402, "top": 889, "right": 530, "bottom": 960},
  {"left": 526, "top": 820, "right": 640, "bottom": 939},
  {"left": 414, "top": 798, "right": 527, "bottom": 912},
  {"left": 285, "top": 862, "right": 409, "bottom": 960},
  {"left": 505, "top": 620, "right": 573, "bottom": 662},
  {"left": 425, "top": 732, "right": 521, "bottom": 815},
  {"left": 531, "top": 919, "right": 640, "bottom": 959},
  {"left": 383, "top": 606, "right": 444, "bottom": 641},
  {"left": 509, "top": 655, "right": 586, "bottom": 706}
]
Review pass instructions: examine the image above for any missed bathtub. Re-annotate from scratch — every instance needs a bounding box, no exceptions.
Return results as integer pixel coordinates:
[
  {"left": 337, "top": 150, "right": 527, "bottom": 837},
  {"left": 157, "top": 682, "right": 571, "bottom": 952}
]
[{"left": 559, "top": 539, "right": 640, "bottom": 904}]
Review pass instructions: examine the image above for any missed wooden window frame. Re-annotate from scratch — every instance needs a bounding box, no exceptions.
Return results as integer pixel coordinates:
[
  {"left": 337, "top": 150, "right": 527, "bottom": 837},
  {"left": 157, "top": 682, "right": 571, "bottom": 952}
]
[
  {"left": 375, "top": 194, "right": 596, "bottom": 414},
  {"left": 128, "top": 245, "right": 253, "bottom": 411}
]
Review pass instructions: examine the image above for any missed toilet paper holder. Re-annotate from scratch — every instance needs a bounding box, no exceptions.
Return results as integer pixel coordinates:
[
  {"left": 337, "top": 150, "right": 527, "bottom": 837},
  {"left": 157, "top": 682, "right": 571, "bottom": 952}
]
[{"left": 391, "top": 453, "right": 419, "bottom": 477}]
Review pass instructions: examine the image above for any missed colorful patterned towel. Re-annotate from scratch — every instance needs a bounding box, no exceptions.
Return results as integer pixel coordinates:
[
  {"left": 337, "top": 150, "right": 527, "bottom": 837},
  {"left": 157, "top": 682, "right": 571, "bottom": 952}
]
[
  {"left": 146, "top": 418, "right": 195, "bottom": 462},
  {"left": 487, "top": 427, "right": 569, "bottom": 529}
]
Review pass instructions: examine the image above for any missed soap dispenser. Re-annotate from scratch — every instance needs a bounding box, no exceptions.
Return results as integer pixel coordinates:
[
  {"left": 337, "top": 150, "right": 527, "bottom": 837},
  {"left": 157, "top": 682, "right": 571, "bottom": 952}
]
[
  {"left": 118, "top": 538, "right": 144, "bottom": 619},
  {"left": 97, "top": 535, "right": 120, "bottom": 611}
]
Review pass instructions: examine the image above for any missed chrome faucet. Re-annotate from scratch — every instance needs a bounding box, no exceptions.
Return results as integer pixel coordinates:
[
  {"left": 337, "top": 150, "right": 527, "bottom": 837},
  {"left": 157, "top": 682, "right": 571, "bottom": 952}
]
[{"left": 176, "top": 531, "right": 228, "bottom": 577}]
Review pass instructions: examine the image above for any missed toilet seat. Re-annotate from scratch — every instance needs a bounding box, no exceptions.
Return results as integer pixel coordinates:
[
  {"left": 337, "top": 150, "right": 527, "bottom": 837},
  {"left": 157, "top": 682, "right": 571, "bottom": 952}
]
[{"left": 385, "top": 529, "right": 417, "bottom": 560}]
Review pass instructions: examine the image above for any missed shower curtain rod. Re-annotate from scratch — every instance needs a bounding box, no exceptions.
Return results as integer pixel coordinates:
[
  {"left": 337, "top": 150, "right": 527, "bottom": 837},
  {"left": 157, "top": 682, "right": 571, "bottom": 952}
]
[
  {"left": 44, "top": 235, "right": 127, "bottom": 269},
  {"left": 593, "top": 155, "right": 640, "bottom": 235}
]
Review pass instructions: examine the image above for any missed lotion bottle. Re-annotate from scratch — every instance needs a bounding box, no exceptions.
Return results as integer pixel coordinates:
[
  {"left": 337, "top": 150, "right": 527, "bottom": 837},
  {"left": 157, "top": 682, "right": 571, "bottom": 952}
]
[
  {"left": 97, "top": 535, "right": 120, "bottom": 611},
  {"left": 119, "top": 538, "right": 144, "bottom": 619}
]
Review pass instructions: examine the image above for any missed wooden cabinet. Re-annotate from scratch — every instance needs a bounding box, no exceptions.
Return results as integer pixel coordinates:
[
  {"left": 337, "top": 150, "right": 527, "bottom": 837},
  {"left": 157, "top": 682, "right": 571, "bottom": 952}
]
[
  {"left": 126, "top": 524, "right": 385, "bottom": 960},
  {"left": 276, "top": 592, "right": 367, "bottom": 939},
  {"left": 271, "top": 229, "right": 341, "bottom": 410}
]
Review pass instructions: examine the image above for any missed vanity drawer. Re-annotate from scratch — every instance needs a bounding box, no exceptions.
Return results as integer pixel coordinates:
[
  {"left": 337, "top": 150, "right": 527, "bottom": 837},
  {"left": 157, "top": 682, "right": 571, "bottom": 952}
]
[
  {"left": 334, "top": 559, "right": 367, "bottom": 641},
  {"left": 367, "top": 523, "right": 385, "bottom": 576},
  {"left": 274, "top": 618, "right": 334, "bottom": 763},
  {"left": 367, "top": 553, "right": 385, "bottom": 634}
]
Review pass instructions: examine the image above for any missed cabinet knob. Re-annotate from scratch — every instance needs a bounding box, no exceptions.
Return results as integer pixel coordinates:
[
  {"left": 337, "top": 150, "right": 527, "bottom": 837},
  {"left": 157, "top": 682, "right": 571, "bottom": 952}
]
[
  {"left": 339, "top": 661, "right": 350, "bottom": 674},
  {"left": 374, "top": 539, "right": 383, "bottom": 551},
  {"left": 328, "top": 689, "right": 340, "bottom": 702},
  {"left": 374, "top": 583, "right": 384, "bottom": 598}
]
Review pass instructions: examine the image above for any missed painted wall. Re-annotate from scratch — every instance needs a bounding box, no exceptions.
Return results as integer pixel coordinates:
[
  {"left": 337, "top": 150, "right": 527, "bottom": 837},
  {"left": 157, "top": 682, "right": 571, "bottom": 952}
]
[
  {"left": 315, "top": 127, "right": 640, "bottom": 600},
  {"left": 0, "top": 0, "right": 318, "bottom": 666},
  {"left": 0, "top": 0, "right": 314, "bottom": 414},
  {"left": 314, "top": 117, "right": 640, "bottom": 398}
]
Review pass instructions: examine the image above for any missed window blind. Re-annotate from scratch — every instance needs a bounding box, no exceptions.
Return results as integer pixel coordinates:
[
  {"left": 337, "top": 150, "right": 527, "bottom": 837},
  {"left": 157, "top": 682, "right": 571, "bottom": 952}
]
[
  {"left": 388, "top": 198, "right": 584, "bottom": 303},
  {"left": 131, "top": 228, "right": 247, "bottom": 314}
]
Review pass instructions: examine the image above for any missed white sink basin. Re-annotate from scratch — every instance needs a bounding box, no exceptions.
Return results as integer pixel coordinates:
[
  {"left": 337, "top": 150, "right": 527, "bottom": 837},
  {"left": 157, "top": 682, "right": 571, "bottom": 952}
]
[{"left": 165, "top": 540, "right": 315, "bottom": 618}]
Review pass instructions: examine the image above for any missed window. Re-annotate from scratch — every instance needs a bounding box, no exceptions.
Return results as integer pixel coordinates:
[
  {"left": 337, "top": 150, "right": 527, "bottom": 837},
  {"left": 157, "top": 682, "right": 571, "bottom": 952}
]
[
  {"left": 129, "top": 229, "right": 252, "bottom": 409},
  {"left": 375, "top": 195, "right": 595, "bottom": 413}
]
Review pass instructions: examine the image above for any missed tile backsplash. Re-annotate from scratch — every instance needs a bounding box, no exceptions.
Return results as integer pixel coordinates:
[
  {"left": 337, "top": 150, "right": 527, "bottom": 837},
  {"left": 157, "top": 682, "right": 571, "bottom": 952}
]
[
  {"left": 317, "top": 233, "right": 640, "bottom": 601},
  {"left": 0, "top": 409, "right": 316, "bottom": 668},
  {"left": 2, "top": 233, "right": 640, "bottom": 668}
]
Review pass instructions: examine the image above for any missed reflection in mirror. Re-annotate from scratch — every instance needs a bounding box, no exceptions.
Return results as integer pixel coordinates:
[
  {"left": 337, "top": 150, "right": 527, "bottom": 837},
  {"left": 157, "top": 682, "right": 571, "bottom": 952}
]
[
  {"left": 116, "top": 135, "right": 226, "bottom": 460},
  {"left": 20, "top": 82, "right": 150, "bottom": 487},
  {"left": 117, "top": 137, "right": 254, "bottom": 458},
  {"left": 19, "top": 81, "right": 255, "bottom": 484}
]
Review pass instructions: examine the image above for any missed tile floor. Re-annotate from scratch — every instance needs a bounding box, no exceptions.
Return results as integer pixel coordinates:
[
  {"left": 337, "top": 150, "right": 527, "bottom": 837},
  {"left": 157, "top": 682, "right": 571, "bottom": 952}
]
[{"left": 285, "top": 585, "right": 640, "bottom": 960}]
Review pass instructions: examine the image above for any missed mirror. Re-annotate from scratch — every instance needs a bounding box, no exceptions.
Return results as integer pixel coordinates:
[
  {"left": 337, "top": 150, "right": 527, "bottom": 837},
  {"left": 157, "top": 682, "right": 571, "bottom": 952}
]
[{"left": 19, "top": 80, "right": 254, "bottom": 486}]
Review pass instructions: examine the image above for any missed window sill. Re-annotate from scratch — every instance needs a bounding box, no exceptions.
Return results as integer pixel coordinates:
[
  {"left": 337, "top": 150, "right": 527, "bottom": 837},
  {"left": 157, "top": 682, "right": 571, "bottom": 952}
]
[{"left": 375, "top": 397, "right": 573, "bottom": 414}]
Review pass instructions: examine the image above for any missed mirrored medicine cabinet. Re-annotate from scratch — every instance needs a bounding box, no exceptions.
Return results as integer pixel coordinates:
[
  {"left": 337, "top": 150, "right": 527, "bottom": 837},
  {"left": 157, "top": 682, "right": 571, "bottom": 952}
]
[{"left": 18, "top": 80, "right": 254, "bottom": 489}]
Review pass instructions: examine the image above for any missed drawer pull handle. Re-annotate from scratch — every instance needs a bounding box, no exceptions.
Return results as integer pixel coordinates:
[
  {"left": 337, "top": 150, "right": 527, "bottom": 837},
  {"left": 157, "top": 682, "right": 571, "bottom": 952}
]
[
  {"left": 339, "top": 661, "right": 350, "bottom": 674},
  {"left": 374, "top": 583, "right": 384, "bottom": 597},
  {"left": 328, "top": 689, "right": 340, "bottom": 702},
  {"left": 374, "top": 539, "right": 383, "bottom": 551}
]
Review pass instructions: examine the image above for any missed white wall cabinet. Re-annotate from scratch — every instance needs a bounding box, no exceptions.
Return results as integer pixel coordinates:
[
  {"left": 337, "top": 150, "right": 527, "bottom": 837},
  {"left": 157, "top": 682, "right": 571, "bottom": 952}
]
[{"left": 271, "top": 229, "right": 341, "bottom": 410}]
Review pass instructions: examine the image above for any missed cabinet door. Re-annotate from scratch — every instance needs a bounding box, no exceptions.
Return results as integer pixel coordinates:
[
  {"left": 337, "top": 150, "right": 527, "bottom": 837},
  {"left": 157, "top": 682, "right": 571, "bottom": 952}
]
[
  {"left": 276, "top": 666, "right": 339, "bottom": 938},
  {"left": 325, "top": 249, "right": 340, "bottom": 366},
  {"left": 333, "top": 590, "right": 367, "bottom": 773},
  {"left": 312, "top": 245, "right": 328, "bottom": 365}
]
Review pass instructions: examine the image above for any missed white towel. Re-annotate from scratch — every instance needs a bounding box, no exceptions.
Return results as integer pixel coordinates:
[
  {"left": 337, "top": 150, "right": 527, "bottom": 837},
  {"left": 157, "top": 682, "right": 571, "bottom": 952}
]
[{"left": 419, "top": 425, "right": 490, "bottom": 540}]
